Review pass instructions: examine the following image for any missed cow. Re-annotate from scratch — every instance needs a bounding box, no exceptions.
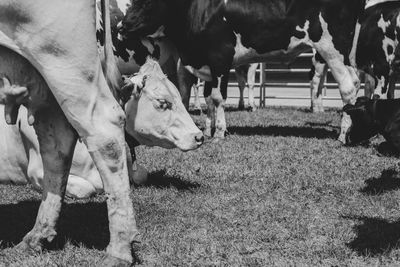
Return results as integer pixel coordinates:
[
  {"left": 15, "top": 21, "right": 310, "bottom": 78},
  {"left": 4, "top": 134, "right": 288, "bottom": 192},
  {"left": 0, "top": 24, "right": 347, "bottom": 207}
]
[
  {"left": 343, "top": 97, "right": 400, "bottom": 152},
  {"left": 119, "top": 0, "right": 380, "bottom": 143},
  {"left": 311, "top": 0, "right": 400, "bottom": 112},
  {"left": 0, "top": 0, "right": 201, "bottom": 265},
  {"left": 0, "top": 56, "right": 204, "bottom": 199}
]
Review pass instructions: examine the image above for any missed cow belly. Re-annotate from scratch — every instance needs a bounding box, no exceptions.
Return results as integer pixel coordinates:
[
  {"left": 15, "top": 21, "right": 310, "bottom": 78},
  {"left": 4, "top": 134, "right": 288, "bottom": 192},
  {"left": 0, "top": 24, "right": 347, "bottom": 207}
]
[{"left": 0, "top": 105, "right": 28, "bottom": 185}]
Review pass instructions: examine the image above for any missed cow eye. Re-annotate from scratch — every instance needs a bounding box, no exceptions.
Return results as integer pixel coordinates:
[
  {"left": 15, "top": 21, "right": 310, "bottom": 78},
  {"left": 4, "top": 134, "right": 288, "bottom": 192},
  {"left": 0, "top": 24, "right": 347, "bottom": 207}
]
[{"left": 157, "top": 99, "right": 172, "bottom": 110}]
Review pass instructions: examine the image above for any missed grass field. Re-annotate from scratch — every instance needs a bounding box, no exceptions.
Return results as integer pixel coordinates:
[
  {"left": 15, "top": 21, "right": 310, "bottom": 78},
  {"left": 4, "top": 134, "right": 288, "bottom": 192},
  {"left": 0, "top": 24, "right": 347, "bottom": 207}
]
[{"left": 1, "top": 106, "right": 400, "bottom": 266}]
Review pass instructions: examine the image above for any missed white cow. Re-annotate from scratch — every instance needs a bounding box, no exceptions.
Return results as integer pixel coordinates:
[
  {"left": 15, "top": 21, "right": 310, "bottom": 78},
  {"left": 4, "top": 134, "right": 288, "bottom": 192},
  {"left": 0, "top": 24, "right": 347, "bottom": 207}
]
[
  {"left": 0, "top": 0, "right": 201, "bottom": 265},
  {"left": 0, "top": 57, "right": 202, "bottom": 199}
]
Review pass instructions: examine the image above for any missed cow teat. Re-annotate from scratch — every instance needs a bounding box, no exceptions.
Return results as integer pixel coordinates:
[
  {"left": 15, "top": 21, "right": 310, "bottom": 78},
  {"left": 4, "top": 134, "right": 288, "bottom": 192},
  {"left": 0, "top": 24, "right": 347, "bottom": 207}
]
[{"left": 0, "top": 77, "right": 31, "bottom": 125}]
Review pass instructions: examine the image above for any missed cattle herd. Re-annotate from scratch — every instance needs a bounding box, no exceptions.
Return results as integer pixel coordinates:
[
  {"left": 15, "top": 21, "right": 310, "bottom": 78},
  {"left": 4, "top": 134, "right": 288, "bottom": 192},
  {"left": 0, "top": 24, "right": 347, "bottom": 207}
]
[{"left": 1, "top": 0, "right": 400, "bottom": 265}]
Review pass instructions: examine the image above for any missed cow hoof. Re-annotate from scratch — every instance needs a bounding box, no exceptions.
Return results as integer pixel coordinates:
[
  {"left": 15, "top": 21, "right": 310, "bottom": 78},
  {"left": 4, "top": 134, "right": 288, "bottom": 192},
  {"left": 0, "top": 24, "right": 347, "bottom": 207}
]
[
  {"left": 99, "top": 255, "right": 132, "bottom": 267},
  {"left": 15, "top": 240, "right": 41, "bottom": 255},
  {"left": 337, "top": 134, "right": 346, "bottom": 144},
  {"left": 248, "top": 106, "right": 257, "bottom": 112},
  {"left": 213, "top": 130, "right": 226, "bottom": 139},
  {"left": 203, "top": 129, "right": 212, "bottom": 138},
  {"left": 132, "top": 164, "right": 148, "bottom": 185}
]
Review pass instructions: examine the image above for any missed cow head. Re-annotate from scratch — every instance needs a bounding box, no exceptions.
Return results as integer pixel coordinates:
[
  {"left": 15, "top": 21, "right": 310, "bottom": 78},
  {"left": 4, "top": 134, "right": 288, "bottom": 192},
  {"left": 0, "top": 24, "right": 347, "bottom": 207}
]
[
  {"left": 122, "top": 57, "right": 204, "bottom": 151},
  {"left": 343, "top": 97, "right": 380, "bottom": 145}
]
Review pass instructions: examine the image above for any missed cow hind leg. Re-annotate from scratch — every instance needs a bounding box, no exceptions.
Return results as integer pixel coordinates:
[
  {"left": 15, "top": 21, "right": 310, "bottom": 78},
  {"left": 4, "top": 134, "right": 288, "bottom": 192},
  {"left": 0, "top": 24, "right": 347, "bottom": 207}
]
[
  {"left": 204, "top": 82, "right": 215, "bottom": 138},
  {"left": 247, "top": 63, "right": 258, "bottom": 112},
  {"left": 213, "top": 75, "right": 228, "bottom": 139},
  {"left": 15, "top": 101, "right": 77, "bottom": 253},
  {"left": 310, "top": 60, "right": 328, "bottom": 113},
  {"left": 235, "top": 66, "right": 246, "bottom": 110}
]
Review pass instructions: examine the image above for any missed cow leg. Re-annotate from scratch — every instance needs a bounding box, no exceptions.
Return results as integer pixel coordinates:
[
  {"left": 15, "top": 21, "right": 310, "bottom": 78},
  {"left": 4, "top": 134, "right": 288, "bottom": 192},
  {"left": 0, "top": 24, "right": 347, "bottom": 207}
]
[
  {"left": 372, "top": 75, "right": 388, "bottom": 99},
  {"left": 387, "top": 74, "right": 396, "bottom": 99},
  {"left": 193, "top": 81, "right": 202, "bottom": 111},
  {"left": 247, "top": 63, "right": 258, "bottom": 112},
  {"left": 362, "top": 72, "right": 375, "bottom": 98},
  {"left": 310, "top": 60, "right": 328, "bottom": 113},
  {"left": 177, "top": 59, "right": 196, "bottom": 110},
  {"left": 204, "top": 81, "right": 215, "bottom": 137},
  {"left": 214, "top": 75, "right": 228, "bottom": 139},
  {"left": 16, "top": 101, "right": 77, "bottom": 253},
  {"left": 235, "top": 66, "right": 246, "bottom": 110},
  {"left": 314, "top": 16, "right": 360, "bottom": 143}
]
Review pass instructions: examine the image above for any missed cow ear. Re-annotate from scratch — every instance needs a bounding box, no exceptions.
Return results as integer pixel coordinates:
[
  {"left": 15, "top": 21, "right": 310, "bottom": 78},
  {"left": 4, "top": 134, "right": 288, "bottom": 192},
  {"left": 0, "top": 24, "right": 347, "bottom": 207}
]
[{"left": 120, "top": 74, "right": 147, "bottom": 102}]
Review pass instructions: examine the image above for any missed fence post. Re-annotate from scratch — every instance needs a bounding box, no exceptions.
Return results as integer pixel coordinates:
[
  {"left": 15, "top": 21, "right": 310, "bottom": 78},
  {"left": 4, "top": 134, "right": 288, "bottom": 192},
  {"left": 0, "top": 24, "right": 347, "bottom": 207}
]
[{"left": 259, "top": 63, "right": 266, "bottom": 107}]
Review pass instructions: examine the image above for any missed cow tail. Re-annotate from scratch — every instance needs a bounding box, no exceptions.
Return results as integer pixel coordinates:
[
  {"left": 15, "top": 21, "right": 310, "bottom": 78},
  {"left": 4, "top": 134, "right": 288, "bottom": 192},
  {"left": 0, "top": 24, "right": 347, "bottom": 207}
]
[{"left": 101, "top": 0, "right": 122, "bottom": 99}]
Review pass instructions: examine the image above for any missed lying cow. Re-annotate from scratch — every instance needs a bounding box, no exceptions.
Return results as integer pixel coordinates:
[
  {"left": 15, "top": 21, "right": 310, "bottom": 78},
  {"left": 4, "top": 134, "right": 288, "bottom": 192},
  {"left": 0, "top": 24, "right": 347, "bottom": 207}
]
[
  {"left": 0, "top": 57, "right": 203, "bottom": 199},
  {"left": 344, "top": 96, "right": 400, "bottom": 152},
  {"left": 120, "top": 0, "right": 372, "bottom": 143}
]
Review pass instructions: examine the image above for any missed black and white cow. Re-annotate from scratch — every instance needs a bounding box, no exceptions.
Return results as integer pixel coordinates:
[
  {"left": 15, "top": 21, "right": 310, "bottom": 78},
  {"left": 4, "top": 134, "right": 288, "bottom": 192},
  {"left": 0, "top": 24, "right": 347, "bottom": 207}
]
[
  {"left": 119, "top": 0, "right": 378, "bottom": 142},
  {"left": 312, "top": 0, "right": 400, "bottom": 106},
  {"left": 357, "top": 0, "right": 400, "bottom": 99}
]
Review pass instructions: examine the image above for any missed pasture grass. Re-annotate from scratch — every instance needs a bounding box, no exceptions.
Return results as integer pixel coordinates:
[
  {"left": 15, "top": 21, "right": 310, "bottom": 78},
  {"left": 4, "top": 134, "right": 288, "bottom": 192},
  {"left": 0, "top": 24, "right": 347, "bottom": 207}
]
[{"left": 1, "top": 106, "right": 400, "bottom": 266}]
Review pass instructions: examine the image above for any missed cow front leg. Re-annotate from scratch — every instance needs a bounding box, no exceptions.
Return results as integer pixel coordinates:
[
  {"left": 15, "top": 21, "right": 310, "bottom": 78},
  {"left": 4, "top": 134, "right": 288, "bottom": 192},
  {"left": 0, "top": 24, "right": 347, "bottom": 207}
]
[
  {"left": 235, "top": 66, "right": 246, "bottom": 110},
  {"left": 310, "top": 60, "right": 328, "bottom": 113},
  {"left": 177, "top": 59, "right": 196, "bottom": 110},
  {"left": 247, "top": 63, "right": 258, "bottom": 111},
  {"left": 82, "top": 105, "right": 139, "bottom": 265},
  {"left": 204, "top": 81, "right": 215, "bottom": 138},
  {"left": 16, "top": 102, "right": 77, "bottom": 253},
  {"left": 213, "top": 75, "right": 227, "bottom": 139},
  {"left": 314, "top": 15, "right": 360, "bottom": 143},
  {"left": 193, "top": 81, "right": 202, "bottom": 111}
]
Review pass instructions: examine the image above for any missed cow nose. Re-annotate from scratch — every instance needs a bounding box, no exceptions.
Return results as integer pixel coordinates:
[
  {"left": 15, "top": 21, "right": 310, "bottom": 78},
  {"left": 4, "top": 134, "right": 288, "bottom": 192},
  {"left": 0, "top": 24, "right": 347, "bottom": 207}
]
[{"left": 195, "top": 133, "right": 204, "bottom": 145}]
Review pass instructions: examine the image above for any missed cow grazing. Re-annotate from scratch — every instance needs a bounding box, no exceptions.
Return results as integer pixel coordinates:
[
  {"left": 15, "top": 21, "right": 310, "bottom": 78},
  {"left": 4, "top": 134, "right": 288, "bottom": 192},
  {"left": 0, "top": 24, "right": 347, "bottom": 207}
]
[
  {"left": 0, "top": 57, "right": 203, "bottom": 199},
  {"left": 344, "top": 97, "right": 400, "bottom": 152},
  {"left": 120, "top": 0, "right": 374, "bottom": 143},
  {"left": 0, "top": 0, "right": 201, "bottom": 265}
]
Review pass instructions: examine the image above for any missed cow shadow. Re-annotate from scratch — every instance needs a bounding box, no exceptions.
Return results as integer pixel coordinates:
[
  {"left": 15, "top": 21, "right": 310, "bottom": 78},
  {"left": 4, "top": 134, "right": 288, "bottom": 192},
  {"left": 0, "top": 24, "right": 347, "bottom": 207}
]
[
  {"left": 0, "top": 200, "right": 110, "bottom": 251},
  {"left": 360, "top": 169, "right": 400, "bottom": 195},
  {"left": 345, "top": 215, "right": 400, "bottom": 256},
  {"left": 141, "top": 170, "right": 201, "bottom": 192},
  {"left": 227, "top": 125, "right": 338, "bottom": 139}
]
